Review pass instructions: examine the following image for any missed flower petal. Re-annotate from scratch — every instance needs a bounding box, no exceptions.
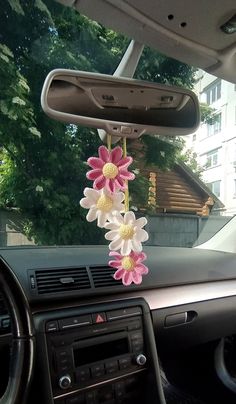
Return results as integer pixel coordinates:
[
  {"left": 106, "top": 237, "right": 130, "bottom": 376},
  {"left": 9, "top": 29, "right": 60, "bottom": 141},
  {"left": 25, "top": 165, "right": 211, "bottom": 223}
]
[
  {"left": 80, "top": 197, "right": 94, "bottom": 209},
  {"left": 136, "top": 228, "right": 149, "bottom": 242},
  {"left": 121, "top": 239, "right": 131, "bottom": 256},
  {"left": 86, "top": 207, "right": 97, "bottom": 222},
  {"left": 119, "top": 169, "right": 135, "bottom": 180},
  {"left": 84, "top": 188, "right": 99, "bottom": 202},
  {"left": 86, "top": 169, "right": 102, "bottom": 180},
  {"left": 97, "top": 211, "right": 108, "bottom": 228},
  {"left": 109, "top": 237, "right": 123, "bottom": 251},
  {"left": 105, "top": 230, "right": 119, "bottom": 241},
  {"left": 111, "top": 146, "right": 123, "bottom": 164},
  {"left": 112, "top": 212, "right": 124, "bottom": 225},
  {"left": 109, "top": 260, "right": 121, "bottom": 269},
  {"left": 134, "top": 251, "right": 147, "bottom": 263},
  {"left": 131, "top": 238, "right": 142, "bottom": 252},
  {"left": 135, "top": 264, "right": 149, "bottom": 275},
  {"left": 105, "top": 222, "right": 119, "bottom": 230},
  {"left": 124, "top": 211, "right": 135, "bottom": 224},
  {"left": 131, "top": 272, "right": 142, "bottom": 285},
  {"left": 109, "top": 251, "right": 123, "bottom": 259},
  {"left": 113, "top": 203, "right": 125, "bottom": 214},
  {"left": 87, "top": 157, "right": 104, "bottom": 169},
  {"left": 114, "top": 268, "right": 125, "bottom": 280},
  {"left": 117, "top": 156, "right": 133, "bottom": 168},
  {"left": 115, "top": 192, "right": 125, "bottom": 203},
  {"left": 108, "top": 179, "right": 116, "bottom": 193},
  {"left": 135, "top": 217, "right": 147, "bottom": 228},
  {"left": 94, "top": 175, "right": 106, "bottom": 190},
  {"left": 122, "top": 271, "right": 133, "bottom": 286},
  {"left": 115, "top": 177, "right": 126, "bottom": 190},
  {"left": 98, "top": 145, "right": 110, "bottom": 162}
]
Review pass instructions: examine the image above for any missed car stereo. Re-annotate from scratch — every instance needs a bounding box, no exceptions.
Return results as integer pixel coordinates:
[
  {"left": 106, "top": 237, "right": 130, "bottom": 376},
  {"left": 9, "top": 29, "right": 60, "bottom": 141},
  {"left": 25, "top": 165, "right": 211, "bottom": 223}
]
[{"left": 45, "top": 305, "right": 148, "bottom": 403}]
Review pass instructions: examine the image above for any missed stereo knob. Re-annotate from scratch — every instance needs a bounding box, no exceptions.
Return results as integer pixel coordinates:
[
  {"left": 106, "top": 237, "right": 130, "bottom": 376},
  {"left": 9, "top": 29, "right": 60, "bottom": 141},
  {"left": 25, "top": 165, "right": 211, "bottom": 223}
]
[
  {"left": 58, "top": 374, "right": 72, "bottom": 390},
  {"left": 136, "top": 354, "right": 147, "bottom": 366}
]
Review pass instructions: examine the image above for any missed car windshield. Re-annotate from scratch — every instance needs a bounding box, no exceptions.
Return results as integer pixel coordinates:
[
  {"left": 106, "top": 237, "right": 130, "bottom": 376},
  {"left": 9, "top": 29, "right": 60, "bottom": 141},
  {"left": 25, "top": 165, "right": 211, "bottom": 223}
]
[{"left": 0, "top": 1, "right": 234, "bottom": 248}]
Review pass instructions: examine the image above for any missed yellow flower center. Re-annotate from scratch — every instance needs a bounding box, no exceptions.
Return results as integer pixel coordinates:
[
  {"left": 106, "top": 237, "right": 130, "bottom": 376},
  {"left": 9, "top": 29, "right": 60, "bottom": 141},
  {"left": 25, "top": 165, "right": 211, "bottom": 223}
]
[
  {"left": 102, "top": 163, "right": 119, "bottom": 179},
  {"left": 119, "top": 224, "right": 135, "bottom": 240},
  {"left": 96, "top": 194, "right": 113, "bottom": 212},
  {"left": 121, "top": 256, "right": 135, "bottom": 271}
]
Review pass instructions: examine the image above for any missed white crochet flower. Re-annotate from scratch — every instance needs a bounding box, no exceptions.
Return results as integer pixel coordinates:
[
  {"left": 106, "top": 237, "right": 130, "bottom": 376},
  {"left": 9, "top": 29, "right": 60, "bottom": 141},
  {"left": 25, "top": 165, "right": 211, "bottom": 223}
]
[
  {"left": 105, "top": 211, "right": 148, "bottom": 255},
  {"left": 80, "top": 187, "right": 124, "bottom": 228}
]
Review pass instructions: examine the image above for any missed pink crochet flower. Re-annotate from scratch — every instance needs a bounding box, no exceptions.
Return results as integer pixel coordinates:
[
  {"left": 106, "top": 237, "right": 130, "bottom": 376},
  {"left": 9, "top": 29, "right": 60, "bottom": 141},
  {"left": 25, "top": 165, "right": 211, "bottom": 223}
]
[
  {"left": 109, "top": 251, "right": 148, "bottom": 286},
  {"left": 86, "top": 145, "right": 135, "bottom": 193}
]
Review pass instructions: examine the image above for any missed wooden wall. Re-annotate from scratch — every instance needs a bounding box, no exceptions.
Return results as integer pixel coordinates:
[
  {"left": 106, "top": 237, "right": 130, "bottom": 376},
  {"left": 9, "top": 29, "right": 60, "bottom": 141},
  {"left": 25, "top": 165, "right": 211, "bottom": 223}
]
[{"left": 145, "top": 167, "right": 213, "bottom": 216}]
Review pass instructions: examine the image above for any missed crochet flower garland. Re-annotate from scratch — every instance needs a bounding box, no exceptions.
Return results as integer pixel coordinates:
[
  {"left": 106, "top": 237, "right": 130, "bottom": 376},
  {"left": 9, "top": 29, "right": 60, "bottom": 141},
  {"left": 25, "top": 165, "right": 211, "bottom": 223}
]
[{"left": 80, "top": 140, "right": 149, "bottom": 286}]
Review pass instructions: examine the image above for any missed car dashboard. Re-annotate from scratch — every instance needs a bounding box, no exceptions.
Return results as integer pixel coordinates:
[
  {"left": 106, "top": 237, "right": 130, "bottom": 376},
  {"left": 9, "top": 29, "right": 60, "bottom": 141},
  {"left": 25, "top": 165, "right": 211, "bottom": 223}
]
[{"left": 1, "top": 245, "right": 236, "bottom": 404}]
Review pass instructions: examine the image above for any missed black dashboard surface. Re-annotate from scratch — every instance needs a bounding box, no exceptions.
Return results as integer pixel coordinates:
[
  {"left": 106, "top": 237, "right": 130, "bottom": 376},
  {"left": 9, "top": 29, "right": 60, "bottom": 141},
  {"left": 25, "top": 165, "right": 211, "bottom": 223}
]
[{"left": 0, "top": 246, "right": 236, "bottom": 302}]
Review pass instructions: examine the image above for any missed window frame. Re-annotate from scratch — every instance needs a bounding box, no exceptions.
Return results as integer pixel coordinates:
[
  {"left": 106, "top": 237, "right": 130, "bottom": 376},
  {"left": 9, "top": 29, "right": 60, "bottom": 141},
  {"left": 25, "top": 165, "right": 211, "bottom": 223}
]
[
  {"left": 207, "top": 112, "right": 222, "bottom": 136},
  {"left": 207, "top": 180, "right": 221, "bottom": 197},
  {"left": 205, "top": 148, "right": 220, "bottom": 169},
  {"left": 205, "top": 80, "right": 221, "bottom": 105}
]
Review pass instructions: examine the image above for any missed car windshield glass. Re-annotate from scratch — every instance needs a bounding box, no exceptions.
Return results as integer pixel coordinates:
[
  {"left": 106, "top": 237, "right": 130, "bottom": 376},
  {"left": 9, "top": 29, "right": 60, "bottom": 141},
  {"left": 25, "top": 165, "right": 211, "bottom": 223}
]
[{"left": 0, "top": 1, "right": 234, "bottom": 248}]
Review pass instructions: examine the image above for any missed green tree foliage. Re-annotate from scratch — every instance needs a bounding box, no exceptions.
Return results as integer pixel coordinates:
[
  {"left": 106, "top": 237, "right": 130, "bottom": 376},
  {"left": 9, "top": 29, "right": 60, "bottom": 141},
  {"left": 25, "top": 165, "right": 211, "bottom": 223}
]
[{"left": 0, "top": 0, "right": 199, "bottom": 244}]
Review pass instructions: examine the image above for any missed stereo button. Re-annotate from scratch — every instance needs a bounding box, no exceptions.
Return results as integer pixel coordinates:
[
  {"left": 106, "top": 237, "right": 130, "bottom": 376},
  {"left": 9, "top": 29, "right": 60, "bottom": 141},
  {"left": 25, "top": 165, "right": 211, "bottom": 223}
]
[
  {"left": 128, "top": 320, "right": 141, "bottom": 331},
  {"left": 76, "top": 368, "right": 90, "bottom": 384},
  {"left": 131, "top": 332, "right": 142, "bottom": 340},
  {"left": 67, "top": 395, "right": 85, "bottom": 404},
  {"left": 119, "top": 357, "right": 131, "bottom": 370},
  {"left": 107, "top": 307, "right": 142, "bottom": 321},
  {"left": 86, "top": 391, "right": 96, "bottom": 404},
  {"left": 46, "top": 320, "right": 58, "bottom": 332},
  {"left": 91, "top": 364, "right": 105, "bottom": 378},
  {"left": 99, "top": 386, "right": 114, "bottom": 402},
  {"left": 59, "top": 315, "right": 92, "bottom": 330},
  {"left": 105, "top": 360, "right": 118, "bottom": 374},
  {"left": 115, "top": 381, "right": 125, "bottom": 399}
]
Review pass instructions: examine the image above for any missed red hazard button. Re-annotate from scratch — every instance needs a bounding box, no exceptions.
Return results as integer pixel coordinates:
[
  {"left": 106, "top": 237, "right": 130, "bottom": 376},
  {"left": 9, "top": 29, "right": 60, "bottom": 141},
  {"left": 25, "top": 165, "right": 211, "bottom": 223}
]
[{"left": 92, "top": 312, "right": 106, "bottom": 324}]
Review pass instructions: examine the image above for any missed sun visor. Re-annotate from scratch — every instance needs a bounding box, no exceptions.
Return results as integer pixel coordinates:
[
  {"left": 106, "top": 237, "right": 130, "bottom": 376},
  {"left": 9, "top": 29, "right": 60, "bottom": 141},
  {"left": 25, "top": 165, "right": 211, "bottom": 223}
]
[{"left": 72, "top": 0, "right": 236, "bottom": 84}]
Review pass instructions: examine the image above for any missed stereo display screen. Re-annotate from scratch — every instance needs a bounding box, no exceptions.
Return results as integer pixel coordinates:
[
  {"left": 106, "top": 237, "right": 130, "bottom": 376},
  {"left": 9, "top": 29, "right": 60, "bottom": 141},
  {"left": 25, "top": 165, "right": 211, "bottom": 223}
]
[{"left": 74, "top": 337, "right": 129, "bottom": 367}]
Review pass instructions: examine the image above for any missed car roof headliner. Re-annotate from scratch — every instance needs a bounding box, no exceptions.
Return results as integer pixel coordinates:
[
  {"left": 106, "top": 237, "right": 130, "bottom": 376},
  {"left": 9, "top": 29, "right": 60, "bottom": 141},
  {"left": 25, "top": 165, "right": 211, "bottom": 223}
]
[{"left": 57, "top": 0, "right": 236, "bottom": 84}]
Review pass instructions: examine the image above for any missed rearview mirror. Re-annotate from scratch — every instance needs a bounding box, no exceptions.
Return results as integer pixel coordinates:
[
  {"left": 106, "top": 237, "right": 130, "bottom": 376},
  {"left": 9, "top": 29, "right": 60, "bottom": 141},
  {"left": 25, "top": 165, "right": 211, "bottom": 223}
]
[{"left": 41, "top": 69, "right": 200, "bottom": 138}]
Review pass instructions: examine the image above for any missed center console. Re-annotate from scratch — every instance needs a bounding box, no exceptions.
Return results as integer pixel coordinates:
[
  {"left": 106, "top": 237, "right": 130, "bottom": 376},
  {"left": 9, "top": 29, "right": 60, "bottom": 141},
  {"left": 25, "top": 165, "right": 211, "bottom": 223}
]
[{"left": 35, "top": 299, "right": 164, "bottom": 404}]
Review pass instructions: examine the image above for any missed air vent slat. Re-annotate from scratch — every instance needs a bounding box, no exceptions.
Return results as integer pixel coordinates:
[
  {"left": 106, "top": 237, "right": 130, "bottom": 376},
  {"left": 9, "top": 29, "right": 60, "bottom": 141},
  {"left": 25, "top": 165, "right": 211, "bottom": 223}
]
[
  {"left": 36, "top": 278, "right": 89, "bottom": 284},
  {"left": 90, "top": 266, "right": 122, "bottom": 288},
  {"left": 36, "top": 268, "right": 86, "bottom": 278},
  {"left": 35, "top": 267, "right": 91, "bottom": 295}
]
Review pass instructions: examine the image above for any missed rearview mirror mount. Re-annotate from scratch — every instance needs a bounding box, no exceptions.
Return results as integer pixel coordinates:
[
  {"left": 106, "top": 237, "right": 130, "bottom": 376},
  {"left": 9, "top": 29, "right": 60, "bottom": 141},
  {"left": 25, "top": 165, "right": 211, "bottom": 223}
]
[{"left": 41, "top": 69, "right": 200, "bottom": 138}]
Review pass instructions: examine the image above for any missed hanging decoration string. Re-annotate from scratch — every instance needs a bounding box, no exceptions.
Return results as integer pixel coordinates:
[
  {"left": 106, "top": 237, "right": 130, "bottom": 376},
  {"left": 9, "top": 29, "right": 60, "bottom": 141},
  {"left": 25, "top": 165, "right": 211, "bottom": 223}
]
[
  {"left": 123, "top": 137, "right": 129, "bottom": 212},
  {"left": 107, "top": 134, "right": 112, "bottom": 152}
]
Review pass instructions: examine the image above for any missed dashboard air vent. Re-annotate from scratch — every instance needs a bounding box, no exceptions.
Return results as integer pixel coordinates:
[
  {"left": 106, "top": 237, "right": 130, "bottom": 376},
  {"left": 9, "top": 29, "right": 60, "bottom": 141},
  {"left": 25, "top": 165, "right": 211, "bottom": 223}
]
[
  {"left": 35, "top": 267, "right": 91, "bottom": 294},
  {"left": 90, "top": 266, "right": 122, "bottom": 288}
]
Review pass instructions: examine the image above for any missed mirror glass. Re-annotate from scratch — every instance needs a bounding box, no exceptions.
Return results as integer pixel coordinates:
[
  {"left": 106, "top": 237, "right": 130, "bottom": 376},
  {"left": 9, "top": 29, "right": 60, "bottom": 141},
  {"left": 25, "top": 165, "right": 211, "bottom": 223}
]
[{"left": 41, "top": 70, "right": 200, "bottom": 137}]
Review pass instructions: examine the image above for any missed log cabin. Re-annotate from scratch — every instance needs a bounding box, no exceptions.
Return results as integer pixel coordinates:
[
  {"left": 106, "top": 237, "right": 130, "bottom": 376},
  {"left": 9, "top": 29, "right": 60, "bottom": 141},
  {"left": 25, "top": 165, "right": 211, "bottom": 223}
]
[{"left": 144, "top": 162, "right": 224, "bottom": 216}]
